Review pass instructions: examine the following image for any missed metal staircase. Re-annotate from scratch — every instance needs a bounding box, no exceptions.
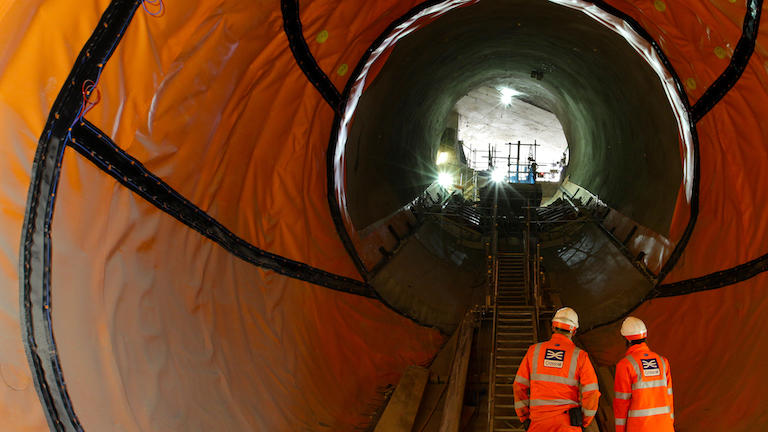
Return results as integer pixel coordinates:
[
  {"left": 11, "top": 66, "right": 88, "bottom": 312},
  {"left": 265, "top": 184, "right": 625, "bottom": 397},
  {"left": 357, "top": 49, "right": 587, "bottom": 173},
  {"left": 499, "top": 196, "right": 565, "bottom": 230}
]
[{"left": 488, "top": 252, "right": 537, "bottom": 432}]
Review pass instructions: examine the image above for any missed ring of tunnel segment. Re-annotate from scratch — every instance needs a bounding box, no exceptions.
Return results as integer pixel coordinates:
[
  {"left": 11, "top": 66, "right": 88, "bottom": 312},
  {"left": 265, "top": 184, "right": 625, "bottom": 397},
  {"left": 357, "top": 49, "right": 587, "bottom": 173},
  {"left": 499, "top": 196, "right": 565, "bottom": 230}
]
[{"left": 340, "top": 0, "right": 686, "bottom": 330}]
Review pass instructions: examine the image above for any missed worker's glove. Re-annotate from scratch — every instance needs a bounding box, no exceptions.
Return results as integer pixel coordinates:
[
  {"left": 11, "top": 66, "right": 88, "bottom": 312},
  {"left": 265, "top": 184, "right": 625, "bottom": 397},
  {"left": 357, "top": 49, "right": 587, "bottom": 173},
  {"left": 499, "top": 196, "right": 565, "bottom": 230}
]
[{"left": 523, "top": 419, "right": 531, "bottom": 430}]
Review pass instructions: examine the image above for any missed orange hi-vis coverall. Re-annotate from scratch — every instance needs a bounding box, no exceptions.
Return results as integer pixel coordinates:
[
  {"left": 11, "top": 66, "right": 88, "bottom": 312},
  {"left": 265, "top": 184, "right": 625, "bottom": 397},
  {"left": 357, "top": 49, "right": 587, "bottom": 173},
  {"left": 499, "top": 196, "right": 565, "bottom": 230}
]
[
  {"left": 513, "top": 333, "right": 601, "bottom": 431},
  {"left": 613, "top": 343, "right": 674, "bottom": 432}
]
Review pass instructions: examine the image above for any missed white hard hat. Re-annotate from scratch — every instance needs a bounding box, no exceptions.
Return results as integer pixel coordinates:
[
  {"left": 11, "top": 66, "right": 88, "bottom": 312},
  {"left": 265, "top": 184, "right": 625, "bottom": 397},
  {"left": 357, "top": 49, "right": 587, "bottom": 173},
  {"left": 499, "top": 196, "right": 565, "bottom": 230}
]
[
  {"left": 552, "top": 307, "right": 579, "bottom": 332},
  {"left": 620, "top": 317, "right": 647, "bottom": 340}
]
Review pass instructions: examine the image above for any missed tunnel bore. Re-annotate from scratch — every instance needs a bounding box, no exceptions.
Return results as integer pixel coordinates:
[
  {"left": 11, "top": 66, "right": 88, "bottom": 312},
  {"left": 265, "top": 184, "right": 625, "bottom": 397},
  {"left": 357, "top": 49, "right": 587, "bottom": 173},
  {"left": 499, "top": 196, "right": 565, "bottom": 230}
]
[
  {"left": 344, "top": 0, "right": 685, "bottom": 332},
  {"left": 345, "top": 0, "right": 682, "bottom": 234},
  {"left": 2, "top": 0, "right": 766, "bottom": 431}
]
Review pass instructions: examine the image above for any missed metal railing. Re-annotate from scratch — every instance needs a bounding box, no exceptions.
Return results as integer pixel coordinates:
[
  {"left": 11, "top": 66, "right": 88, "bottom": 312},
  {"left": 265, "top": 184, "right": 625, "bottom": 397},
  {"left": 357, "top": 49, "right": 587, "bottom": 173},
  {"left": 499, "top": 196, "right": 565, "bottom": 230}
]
[
  {"left": 486, "top": 185, "right": 500, "bottom": 431},
  {"left": 532, "top": 243, "right": 541, "bottom": 342},
  {"left": 486, "top": 255, "right": 499, "bottom": 431}
]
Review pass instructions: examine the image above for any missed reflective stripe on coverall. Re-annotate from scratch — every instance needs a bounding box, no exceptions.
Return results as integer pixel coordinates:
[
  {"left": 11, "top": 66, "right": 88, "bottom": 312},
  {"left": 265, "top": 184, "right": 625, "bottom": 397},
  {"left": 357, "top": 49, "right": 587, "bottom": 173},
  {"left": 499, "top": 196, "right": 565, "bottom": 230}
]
[
  {"left": 513, "top": 333, "right": 600, "bottom": 430},
  {"left": 613, "top": 343, "right": 674, "bottom": 432}
]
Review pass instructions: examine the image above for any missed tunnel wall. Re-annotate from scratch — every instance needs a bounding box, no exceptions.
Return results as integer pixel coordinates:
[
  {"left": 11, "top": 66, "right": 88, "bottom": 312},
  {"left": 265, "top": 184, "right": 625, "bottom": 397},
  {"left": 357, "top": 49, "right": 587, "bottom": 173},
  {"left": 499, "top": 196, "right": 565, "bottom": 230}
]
[
  {"left": 50, "top": 149, "right": 442, "bottom": 430},
  {"left": 1, "top": 1, "right": 447, "bottom": 430},
  {"left": 343, "top": 0, "right": 686, "bottom": 235},
  {"left": 604, "top": 0, "right": 768, "bottom": 288},
  {"left": 581, "top": 274, "right": 768, "bottom": 432},
  {"left": 577, "top": 2, "right": 768, "bottom": 432},
  {"left": 1, "top": 0, "right": 767, "bottom": 431},
  {"left": 0, "top": 1, "right": 113, "bottom": 428}
]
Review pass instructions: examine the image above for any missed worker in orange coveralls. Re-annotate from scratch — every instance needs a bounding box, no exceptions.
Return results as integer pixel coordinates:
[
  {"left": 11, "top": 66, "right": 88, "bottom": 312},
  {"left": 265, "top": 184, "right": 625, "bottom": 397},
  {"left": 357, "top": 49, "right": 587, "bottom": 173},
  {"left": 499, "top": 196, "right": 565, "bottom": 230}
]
[
  {"left": 613, "top": 317, "right": 674, "bottom": 432},
  {"left": 513, "top": 307, "right": 601, "bottom": 431}
]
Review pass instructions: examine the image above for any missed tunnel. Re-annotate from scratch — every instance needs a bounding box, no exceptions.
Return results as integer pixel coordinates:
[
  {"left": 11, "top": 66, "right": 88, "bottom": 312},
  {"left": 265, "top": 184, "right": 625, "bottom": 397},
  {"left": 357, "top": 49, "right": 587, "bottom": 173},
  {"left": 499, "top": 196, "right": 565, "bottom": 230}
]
[{"left": 0, "top": 0, "right": 766, "bottom": 431}]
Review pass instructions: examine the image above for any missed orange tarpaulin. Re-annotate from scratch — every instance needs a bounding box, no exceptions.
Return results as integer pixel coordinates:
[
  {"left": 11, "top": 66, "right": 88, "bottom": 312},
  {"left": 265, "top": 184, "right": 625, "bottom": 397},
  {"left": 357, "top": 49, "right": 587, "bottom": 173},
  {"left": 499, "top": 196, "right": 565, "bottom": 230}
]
[
  {"left": 51, "top": 149, "right": 442, "bottom": 430},
  {"left": 1, "top": 0, "right": 767, "bottom": 431},
  {"left": 0, "top": 1, "right": 112, "bottom": 429}
]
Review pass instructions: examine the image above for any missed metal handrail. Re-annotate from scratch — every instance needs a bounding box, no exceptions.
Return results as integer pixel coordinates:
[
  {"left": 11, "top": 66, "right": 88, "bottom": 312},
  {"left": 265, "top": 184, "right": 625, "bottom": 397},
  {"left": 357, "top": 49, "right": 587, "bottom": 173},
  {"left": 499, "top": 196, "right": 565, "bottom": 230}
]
[
  {"left": 487, "top": 186, "right": 500, "bottom": 431},
  {"left": 487, "top": 257, "right": 499, "bottom": 431},
  {"left": 533, "top": 243, "right": 541, "bottom": 342},
  {"left": 524, "top": 200, "right": 531, "bottom": 306}
]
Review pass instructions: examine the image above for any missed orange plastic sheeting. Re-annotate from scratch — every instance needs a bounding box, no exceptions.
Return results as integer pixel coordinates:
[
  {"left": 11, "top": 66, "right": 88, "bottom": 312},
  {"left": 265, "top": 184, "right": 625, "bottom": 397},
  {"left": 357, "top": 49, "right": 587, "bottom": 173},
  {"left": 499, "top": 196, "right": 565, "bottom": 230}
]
[
  {"left": 84, "top": 0, "right": 360, "bottom": 279},
  {"left": 605, "top": 0, "right": 745, "bottom": 104},
  {"left": 300, "top": 0, "right": 476, "bottom": 95},
  {"left": 51, "top": 149, "right": 444, "bottom": 431},
  {"left": 664, "top": 56, "right": 768, "bottom": 283},
  {"left": 631, "top": 277, "right": 768, "bottom": 432},
  {"left": 0, "top": 1, "right": 109, "bottom": 429},
  {"left": 587, "top": 275, "right": 768, "bottom": 432},
  {"left": 300, "top": 0, "right": 423, "bottom": 92},
  {"left": 753, "top": 10, "right": 768, "bottom": 93}
]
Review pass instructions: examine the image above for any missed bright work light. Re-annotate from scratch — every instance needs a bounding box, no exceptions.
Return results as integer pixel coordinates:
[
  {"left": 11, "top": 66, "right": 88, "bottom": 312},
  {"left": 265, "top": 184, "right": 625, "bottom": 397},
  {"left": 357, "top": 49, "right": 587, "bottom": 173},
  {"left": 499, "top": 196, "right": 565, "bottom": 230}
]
[
  {"left": 499, "top": 87, "right": 520, "bottom": 105},
  {"left": 438, "top": 172, "right": 454, "bottom": 188},
  {"left": 491, "top": 168, "right": 506, "bottom": 183}
]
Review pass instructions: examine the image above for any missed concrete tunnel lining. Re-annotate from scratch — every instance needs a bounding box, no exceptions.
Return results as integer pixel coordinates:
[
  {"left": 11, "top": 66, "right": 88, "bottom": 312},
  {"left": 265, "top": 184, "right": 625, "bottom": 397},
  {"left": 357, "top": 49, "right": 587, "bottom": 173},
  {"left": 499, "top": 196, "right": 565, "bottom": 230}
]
[{"left": 344, "top": 0, "right": 683, "bottom": 235}]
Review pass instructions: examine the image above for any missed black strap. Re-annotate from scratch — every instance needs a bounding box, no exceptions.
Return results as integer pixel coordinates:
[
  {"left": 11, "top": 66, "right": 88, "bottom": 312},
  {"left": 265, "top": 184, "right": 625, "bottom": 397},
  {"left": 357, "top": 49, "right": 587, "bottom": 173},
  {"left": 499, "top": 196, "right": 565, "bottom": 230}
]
[
  {"left": 691, "top": 0, "right": 763, "bottom": 122},
  {"left": 323, "top": 0, "right": 468, "bottom": 281},
  {"left": 656, "top": 250, "right": 768, "bottom": 297},
  {"left": 20, "top": 2, "right": 142, "bottom": 430},
  {"left": 280, "top": 0, "right": 370, "bottom": 278},
  {"left": 69, "top": 120, "right": 374, "bottom": 298},
  {"left": 586, "top": 0, "right": 701, "bottom": 287},
  {"left": 281, "top": 0, "right": 342, "bottom": 111}
]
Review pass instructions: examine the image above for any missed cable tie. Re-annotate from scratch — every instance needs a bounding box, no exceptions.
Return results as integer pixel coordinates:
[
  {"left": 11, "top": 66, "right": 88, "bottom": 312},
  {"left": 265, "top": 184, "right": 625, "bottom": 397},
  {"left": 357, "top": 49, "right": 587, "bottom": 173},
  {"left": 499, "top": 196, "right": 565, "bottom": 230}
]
[
  {"left": 80, "top": 79, "right": 102, "bottom": 118},
  {"left": 142, "top": 0, "right": 165, "bottom": 17}
]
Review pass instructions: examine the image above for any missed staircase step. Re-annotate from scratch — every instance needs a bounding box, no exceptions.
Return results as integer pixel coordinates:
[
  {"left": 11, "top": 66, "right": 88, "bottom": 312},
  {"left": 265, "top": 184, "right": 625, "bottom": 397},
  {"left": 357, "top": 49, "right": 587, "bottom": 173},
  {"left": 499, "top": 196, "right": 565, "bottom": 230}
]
[
  {"left": 492, "top": 256, "right": 533, "bottom": 430},
  {"left": 496, "top": 342, "right": 531, "bottom": 348},
  {"left": 497, "top": 334, "right": 532, "bottom": 339},
  {"left": 496, "top": 343, "right": 531, "bottom": 350}
]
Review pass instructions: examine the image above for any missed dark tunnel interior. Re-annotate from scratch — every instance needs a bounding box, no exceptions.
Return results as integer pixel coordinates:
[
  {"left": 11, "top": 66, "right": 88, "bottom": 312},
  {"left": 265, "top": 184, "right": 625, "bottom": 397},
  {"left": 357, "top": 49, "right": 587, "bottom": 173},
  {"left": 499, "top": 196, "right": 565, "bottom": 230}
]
[
  {"left": 342, "top": 0, "right": 687, "bottom": 333},
  {"left": 346, "top": 0, "right": 682, "bottom": 235}
]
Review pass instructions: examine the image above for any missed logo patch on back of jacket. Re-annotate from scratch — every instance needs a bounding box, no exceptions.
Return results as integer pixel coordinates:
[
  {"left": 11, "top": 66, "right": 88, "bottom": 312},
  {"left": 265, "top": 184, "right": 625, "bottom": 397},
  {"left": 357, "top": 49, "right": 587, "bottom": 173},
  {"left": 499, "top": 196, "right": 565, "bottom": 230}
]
[
  {"left": 544, "top": 349, "right": 565, "bottom": 368},
  {"left": 641, "top": 358, "right": 661, "bottom": 377}
]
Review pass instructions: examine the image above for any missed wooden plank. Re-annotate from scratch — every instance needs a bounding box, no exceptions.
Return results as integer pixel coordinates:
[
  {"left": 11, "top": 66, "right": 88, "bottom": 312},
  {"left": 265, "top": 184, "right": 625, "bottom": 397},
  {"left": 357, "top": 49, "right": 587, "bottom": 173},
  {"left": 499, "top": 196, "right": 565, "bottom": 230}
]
[
  {"left": 438, "top": 319, "right": 474, "bottom": 432},
  {"left": 374, "top": 365, "right": 430, "bottom": 432},
  {"left": 411, "top": 329, "right": 460, "bottom": 432}
]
